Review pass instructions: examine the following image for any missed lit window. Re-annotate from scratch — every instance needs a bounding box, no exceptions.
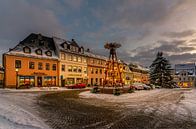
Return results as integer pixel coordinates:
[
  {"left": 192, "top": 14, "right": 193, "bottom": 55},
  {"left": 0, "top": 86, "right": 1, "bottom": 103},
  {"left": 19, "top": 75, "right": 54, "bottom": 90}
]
[
  {"left": 38, "top": 62, "right": 43, "bottom": 70},
  {"left": 46, "top": 63, "right": 50, "bottom": 70},
  {"left": 68, "top": 66, "right": 72, "bottom": 72},
  {"left": 15, "top": 60, "right": 21, "bottom": 68},
  {"left": 68, "top": 54, "right": 72, "bottom": 61},
  {"left": 73, "top": 56, "right": 77, "bottom": 62},
  {"left": 73, "top": 66, "right": 77, "bottom": 72},
  {"left": 91, "top": 68, "right": 94, "bottom": 74},
  {"left": 29, "top": 62, "right": 35, "bottom": 69},
  {"left": 78, "top": 57, "right": 82, "bottom": 62},
  {"left": 78, "top": 67, "right": 82, "bottom": 73},
  {"left": 84, "top": 67, "right": 87, "bottom": 74},
  {"left": 61, "top": 53, "right": 65, "bottom": 60},
  {"left": 83, "top": 58, "right": 87, "bottom": 63}
]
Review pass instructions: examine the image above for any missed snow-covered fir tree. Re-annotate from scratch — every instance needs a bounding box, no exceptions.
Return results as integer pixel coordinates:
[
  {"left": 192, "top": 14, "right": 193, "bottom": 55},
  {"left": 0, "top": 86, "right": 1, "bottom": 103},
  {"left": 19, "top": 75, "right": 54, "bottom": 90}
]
[{"left": 150, "top": 52, "right": 174, "bottom": 88}]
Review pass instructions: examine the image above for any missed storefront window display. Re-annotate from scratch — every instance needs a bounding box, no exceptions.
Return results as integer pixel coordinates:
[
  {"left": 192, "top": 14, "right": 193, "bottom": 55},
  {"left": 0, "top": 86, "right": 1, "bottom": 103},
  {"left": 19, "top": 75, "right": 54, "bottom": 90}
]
[
  {"left": 19, "top": 76, "right": 35, "bottom": 87},
  {"left": 44, "top": 76, "right": 56, "bottom": 86}
]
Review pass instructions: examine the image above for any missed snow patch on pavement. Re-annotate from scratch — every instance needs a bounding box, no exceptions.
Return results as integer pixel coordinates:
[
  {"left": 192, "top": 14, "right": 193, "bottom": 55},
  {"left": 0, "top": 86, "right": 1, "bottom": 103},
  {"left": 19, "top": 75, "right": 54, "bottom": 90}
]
[{"left": 0, "top": 92, "right": 50, "bottom": 129}]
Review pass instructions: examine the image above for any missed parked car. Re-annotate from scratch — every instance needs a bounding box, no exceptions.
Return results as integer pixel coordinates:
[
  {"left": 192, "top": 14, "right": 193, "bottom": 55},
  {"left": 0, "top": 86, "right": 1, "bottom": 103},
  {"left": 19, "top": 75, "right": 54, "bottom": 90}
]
[
  {"left": 143, "top": 84, "right": 151, "bottom": 90},
  {"left": 66, "top": 83, "right": 86, "bottom": 89},
  {"left": 132, "top": 83, "right": 144, "bottom": 90},
  {"left": 155, "top": 85, "right": 161, "bottom": 89},
  {"left": 173, "top": 84, "right": 180, "bottom": 88}
]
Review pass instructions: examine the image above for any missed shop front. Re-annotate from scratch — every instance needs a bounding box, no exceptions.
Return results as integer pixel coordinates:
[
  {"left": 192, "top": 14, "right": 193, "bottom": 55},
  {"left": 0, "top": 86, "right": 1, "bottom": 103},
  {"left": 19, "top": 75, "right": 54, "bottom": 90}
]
[
  {"left": 61, "top": 74, "right": 88, "bottom": 86},
  {"left": 18, "top": 72, "right": 57, "bottom": 88}
]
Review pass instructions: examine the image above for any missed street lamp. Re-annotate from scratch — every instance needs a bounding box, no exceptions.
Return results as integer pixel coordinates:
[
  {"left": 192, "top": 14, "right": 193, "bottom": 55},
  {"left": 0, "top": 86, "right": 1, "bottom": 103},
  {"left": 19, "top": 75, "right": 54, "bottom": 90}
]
[{"left": 15, "top": 68, "right": 19, "bottom": 89}]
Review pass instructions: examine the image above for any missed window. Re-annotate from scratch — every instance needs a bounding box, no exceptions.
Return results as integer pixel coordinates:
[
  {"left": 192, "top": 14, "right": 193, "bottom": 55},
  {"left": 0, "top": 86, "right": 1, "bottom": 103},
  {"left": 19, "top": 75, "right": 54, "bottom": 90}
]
[
  {"left": 95, "top": 69, "right": 98, "bottom": 74},
  {"left": 73, "top": 66, "right": 77, "bottom": 72},
  {"left": 23, "top": 46, "right": 31, "bottom": 53},
  {"left": 80, "top": 47, "right": 84, "bottom": 53},
  {"left": 68, "top": 54, "right": 72, "bottom": 61},
  {"left": 62, "top": 65, "right": 65, "bottom": 71},
  {"left": 91, "top": 68, "right": 94, "bottom": 74},
  {"left": 52, "top": 64, "right": 56, "bottom": 71},
  {"left": 100, "top": 69, "right": 102, "bottom": 74},
  {"left": 78, "top": 67, "right": 82, "bottom": 73},
  {"left": 76, "top": 47, "right": 79, "bottom": 52},
  {"left": 19, "top": 76, "right": 35, "bottom": 87},
  {"left": 78, "top": 57, "right": 82, "bottom": 62},
  {"left": 29, "top": 62, "right": 35, "bottom": 69},
  {"left": 73, "top": 56, "right": 77, "bottom": 62},
  {"left": 96, "top": 78, "right": 98, "bottom": 83},
  {"left": 15, "top": 60, "right": 21, "bottom": 68},
  {"left": 35, "top": 49, "right": 42, "bottom": 55},
  {"left": 61, "top": 53, "right": 65, "bottom": 60},
  {"left": 38, "top": 62, "right": 43, "bottom": 70},
  {"left": 64, "top": 43, "right": 67, "bottom": 49},
  {"left": 46, "top": 51, "right": 52, "bottom": 56},
  {"left": 84, "top": 67, "right": 87, "bottom": 74},
  {"left": 68, "top": 66, "right": 72, "bottom": 72},
  {"left": 46, "top": 63, "right": 50, "bottom": 70},
  {"left": 83, "top": 58, "right": 87, "bottom": 63}
]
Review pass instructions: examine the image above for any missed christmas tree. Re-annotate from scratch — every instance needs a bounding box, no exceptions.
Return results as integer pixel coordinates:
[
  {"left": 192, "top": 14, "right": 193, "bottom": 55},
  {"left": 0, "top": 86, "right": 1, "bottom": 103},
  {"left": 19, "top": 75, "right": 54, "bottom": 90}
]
[{"left": 150, "top": 52, "right": 174, "bottom": 88}]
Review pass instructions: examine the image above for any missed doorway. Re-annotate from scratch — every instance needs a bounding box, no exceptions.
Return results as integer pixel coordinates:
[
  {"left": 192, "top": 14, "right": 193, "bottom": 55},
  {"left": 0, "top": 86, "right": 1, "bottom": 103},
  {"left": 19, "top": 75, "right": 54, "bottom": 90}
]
[{"left": 37, "top": 77, "right": 42, "bottom": 87}]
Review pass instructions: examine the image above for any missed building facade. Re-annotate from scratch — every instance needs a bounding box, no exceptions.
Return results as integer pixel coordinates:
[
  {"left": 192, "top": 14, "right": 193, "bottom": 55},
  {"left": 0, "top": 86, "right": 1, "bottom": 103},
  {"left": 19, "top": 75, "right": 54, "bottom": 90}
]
[
  {"left": 3, "top": 33, "right": 59, "bottom": 88},
  {"left": 54, "top": 37, "right": 88, "bottom": 86},
  {"left": 86, "top": 52, "right": 106, "bottom": 86},
  {"left": 3, "top": 33, "right": 150, "bottom": 88},
  {"left": 174, "top": 63, "right": 196, "bottom": 88}
]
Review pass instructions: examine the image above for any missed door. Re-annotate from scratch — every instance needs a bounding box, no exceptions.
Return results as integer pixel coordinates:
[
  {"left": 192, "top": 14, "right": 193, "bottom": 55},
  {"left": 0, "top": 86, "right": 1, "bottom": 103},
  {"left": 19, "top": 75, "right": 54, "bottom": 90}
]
[{"left": 37, "top": 77, "right": 42, "bottom": 87}]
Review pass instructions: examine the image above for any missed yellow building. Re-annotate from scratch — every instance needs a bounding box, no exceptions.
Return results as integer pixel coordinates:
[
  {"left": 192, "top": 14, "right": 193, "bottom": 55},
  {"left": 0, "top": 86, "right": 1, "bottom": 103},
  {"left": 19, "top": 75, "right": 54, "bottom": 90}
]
[
  {"left": 129, "top": 63, "right": 149, "bottom": 84},
  {"left": 54, "top": 37, "right": 88, "bottom": 86},
  {"left": 3, "top": 33, "right": 59, "bottom": 88},
  {"left": 121, "top": 64, "right": 133, "bottom": 85},
  {"left": 86, "top": 52, "right": 106, "bottom": 86}
]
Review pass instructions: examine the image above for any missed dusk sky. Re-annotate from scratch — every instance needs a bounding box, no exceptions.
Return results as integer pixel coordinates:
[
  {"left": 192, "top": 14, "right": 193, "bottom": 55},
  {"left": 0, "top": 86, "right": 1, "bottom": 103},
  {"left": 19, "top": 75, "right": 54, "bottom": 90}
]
[{"left": 1, "top": 0, "right": 196, "bottom": 66}]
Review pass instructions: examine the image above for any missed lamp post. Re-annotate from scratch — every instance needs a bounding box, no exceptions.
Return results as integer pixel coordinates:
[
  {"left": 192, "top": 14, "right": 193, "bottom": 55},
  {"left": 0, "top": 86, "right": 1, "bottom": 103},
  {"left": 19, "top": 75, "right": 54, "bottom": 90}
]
[{"left": 15, "top": 68, "right": 19, "bottom": 89}]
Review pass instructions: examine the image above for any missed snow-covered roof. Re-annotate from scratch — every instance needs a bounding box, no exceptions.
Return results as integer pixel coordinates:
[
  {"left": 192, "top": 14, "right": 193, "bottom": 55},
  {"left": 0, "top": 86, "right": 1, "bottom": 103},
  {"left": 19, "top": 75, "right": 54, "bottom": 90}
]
[
  {"left": 5, "top": 33, "right": 58, "bottom": 60},
  {"left": 84, "top": 51, "right": 107, "bottom": 60},
  {"left": 53, "top": 37, "right": 86, "bottom": 56}
]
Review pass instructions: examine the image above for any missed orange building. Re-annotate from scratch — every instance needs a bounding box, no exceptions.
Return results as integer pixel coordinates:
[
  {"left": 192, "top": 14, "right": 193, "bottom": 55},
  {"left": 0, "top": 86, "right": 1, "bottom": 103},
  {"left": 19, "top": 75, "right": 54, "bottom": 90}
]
[
  {"left": 3, "top": 33, "right": 59, "bottom": 88},
  {"left": 86, "top": 52, "right": 106, "bottom": 86}
]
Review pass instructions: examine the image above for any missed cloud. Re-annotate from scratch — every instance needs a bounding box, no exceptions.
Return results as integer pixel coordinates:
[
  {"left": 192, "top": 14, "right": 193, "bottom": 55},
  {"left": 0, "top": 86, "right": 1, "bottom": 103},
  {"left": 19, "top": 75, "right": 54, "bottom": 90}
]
[
  {"left": 118, "top": 39, "right": 196, "bottom": 66},
  {"left": 162, "top": 30, "right": 196, "bottom": 38},
  {"left": 0, "top": 0, "right": 66, "bottom": 41}
]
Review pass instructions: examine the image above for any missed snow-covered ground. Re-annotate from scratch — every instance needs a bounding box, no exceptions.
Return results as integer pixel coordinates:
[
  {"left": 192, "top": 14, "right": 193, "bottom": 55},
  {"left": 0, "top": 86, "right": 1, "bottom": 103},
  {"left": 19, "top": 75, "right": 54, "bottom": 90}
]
[
  {"left": 0, "top": 90, "right": 50, "bottom": 129},
  {"left": 80, "top": 88, "right": 196, "bottom": 123}
]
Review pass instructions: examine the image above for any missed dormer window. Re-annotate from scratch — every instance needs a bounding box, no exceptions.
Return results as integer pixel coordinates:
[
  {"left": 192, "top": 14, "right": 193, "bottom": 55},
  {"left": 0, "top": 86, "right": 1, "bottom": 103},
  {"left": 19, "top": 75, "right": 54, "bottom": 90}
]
[
  {"left": 64, "top": 43, "right": 67, "bottom": 49},
  {"left": 45, "top": 51, "right": 52, "bottom": 56},
  {"left": 23, "top": 46, "right": 31, "bottom": 54},
  {"left": 80, "top": 47, "right": 84, "bottom": 53},
  {"left": 35, "top": 49, "right": 42, "bottom": 55},
  {"left": 76, "top": 47, "right": 79, "bottom": 52},
  {"left": 39, "top": 40, "right": 45, "bottom": 46}
]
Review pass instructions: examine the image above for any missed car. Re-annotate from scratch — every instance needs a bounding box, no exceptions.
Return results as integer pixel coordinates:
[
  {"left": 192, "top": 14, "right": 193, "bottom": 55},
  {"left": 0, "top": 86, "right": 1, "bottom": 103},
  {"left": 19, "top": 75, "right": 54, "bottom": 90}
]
[
  {"left": 143, "top": 84, "right": 151, "bottom": 90},
  {"left": 173, "top": 84, "right": 180, "bottom": 88},
  {"left": 132, "top": 83, "right": 144, "bottom": 90},
  {"left": 155, "top": 85, "right": 161, "bottom": 89},
  {"left": 66, "top": 83, "right": 86, "bottom": 89}
]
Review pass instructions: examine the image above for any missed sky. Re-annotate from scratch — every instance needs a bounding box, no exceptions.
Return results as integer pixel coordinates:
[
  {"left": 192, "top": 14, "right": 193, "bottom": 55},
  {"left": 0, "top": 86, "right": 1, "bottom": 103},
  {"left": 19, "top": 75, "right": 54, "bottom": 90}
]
[{"left": 1, "top": 0, "right": 196, "bottom": 67}]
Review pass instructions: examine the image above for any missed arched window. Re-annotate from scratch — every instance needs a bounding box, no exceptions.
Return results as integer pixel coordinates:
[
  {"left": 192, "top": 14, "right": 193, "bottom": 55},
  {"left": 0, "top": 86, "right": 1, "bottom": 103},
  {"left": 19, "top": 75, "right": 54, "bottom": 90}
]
[
  {"left": 35, "top": 49, "right": 42, "bottom": 55},
  {"left": 23, "top": 46, "right": 31, "bottom": 54},
  {"left": 45, "top": 50, "right": 52, "bottom": 56}
]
